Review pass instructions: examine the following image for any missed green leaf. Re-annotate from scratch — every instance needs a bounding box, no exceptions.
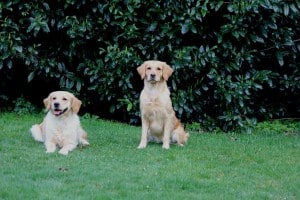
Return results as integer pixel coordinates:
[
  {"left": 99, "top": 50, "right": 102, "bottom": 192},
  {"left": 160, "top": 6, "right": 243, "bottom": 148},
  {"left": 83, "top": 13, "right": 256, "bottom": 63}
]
[
  {"left": 42, "top": 24, "right": 50, "bottom": 33},
  {"left": 148, "top": 22, "right": 157, "bottom": 32},
  {"left": 27, "top": 71, "right": 35, "bottom": 82},
  {"left": 276, "top": 51, "right": 284, "bottom": 66},
  {"left": 14, "top": 46, "right": 23, "bottom": 53},
  {"left": 214, "top": 1, "right": 223, "bottom": 11},
  {"left": 190, "top": 24, "right": 197, "bottom": 34},
  {"left": 181, "top": 24, "right": 189, "bottom": 34},
  {"left": 27, "top": 21, "right": 36, "bottom": 33},
  {"left": 256, "top": 37, "right": 264, "bottom": 43},
  {"left": 127, "top": 103, "right": 132, "bottom": 112},
  {"left": 225, "top": 93, "right": 232, "bottom": 103},
  {"left": 76, "top": 81, "right": 82, "bottom": 91},
  {"left": 7, "top": 60, "right": 12, "bottom": 69},
  {"left": 283, "top": 4, "right": 289, "bottom": 16},
  {"left": 202, "top": 85, "right": 208, "bottom": 91},
  {"left": 253, "top": 83, "right": 263, "bottom": 90},
  {"left": 239, "top": 99, "right": 244, "bottom": 108},
  {"left": 43, "top": 3, "right": 50, "bottom": 11},
  {"left": 289, "top": 4, "right": 298, "bottom": 13},
  {"left": 227, "top": 4, "right": 233, "bottom": 12}
]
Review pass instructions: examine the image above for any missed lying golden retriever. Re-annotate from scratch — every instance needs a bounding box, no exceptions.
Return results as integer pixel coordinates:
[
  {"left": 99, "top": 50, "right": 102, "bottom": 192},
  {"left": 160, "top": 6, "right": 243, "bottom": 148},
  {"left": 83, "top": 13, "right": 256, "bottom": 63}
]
[
  {"left": 137, "top": 60, "right": 189, "bottom": 149},
  {"left": 30, "top": 91, "right": 89, "bottom": 155}
]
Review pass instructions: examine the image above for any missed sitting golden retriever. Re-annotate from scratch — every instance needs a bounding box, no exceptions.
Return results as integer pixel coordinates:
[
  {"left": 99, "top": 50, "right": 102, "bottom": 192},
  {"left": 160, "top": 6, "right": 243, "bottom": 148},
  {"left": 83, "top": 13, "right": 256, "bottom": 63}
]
[
  {"left": 30, "top": 91, "right": 89, "bottom": 155},
  {"left": 137, "top": 60, "right": 189, "bottom": 149}
]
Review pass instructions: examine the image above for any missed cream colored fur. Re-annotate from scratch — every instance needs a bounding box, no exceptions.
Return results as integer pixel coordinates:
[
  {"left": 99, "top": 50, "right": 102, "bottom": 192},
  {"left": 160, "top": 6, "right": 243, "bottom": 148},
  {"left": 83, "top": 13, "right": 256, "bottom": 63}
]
[
  {"left": 137, "top": 60, "right": 189, "bottom": 149},
  {"left": 30, "top": 91, "right": 89, "bottom": 155}
]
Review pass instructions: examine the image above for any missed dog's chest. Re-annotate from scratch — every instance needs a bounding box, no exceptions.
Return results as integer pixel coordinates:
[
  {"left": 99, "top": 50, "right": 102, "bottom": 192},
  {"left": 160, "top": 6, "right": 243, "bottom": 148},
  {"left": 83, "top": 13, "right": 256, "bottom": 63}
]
[
  {"left": 45, "top": 114, "right": 79, "bottom": 135},
  {"left": 141, "top": 87, "right": 173, "bottom": 119},
  {"left": 53, "top": 120, "right": 68, "bottom": 132},
  {"left": 141, "top": 89, "right": 167, "bottom": 106},
  {"left": 142, "top": 97, "right": 170, "bottom": 121}
]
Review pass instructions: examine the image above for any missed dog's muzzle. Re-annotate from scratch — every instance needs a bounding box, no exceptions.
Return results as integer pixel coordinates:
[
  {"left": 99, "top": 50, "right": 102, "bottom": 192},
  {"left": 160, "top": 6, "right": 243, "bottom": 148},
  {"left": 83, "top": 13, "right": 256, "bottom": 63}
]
[
  {"left": 149, "top": 74, "right": 157, "bottom": 82},
  {"left": 53, "top": 108, "right": 68, "bottom": 116},
  {"left": 52, "top": 103, "right": 68, "bottom": 116}
]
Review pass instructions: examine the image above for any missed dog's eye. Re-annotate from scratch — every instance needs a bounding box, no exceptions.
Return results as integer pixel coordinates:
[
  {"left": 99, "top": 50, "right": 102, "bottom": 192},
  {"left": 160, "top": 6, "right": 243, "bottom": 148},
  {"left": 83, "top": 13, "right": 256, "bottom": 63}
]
[
  {"left": 52, "top": 97, "right": 56, "bottom": 100},
  {"left": 157, "top": 67, "right": 162, "bottom": 71},
  {"left": 62, "top": 97, "right": 68, "bottom": 101}
]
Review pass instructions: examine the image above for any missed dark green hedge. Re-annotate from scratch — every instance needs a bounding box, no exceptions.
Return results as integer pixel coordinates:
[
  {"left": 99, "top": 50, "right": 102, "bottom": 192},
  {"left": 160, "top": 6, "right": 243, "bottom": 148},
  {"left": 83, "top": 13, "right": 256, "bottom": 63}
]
[{"left": 0, "top": 0, "right": 299, "bottom": 131}]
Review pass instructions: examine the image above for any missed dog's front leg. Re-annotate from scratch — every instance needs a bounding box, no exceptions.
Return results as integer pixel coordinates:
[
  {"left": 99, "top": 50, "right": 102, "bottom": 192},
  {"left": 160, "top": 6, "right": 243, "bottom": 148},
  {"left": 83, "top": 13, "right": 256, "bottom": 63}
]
[
  {"left": 138, "top": 118, "right": 149, "bottom": 149},
  {"left": 162, "top": 132, "right": 171, "bottom": 149},
  {"left": 45, "top": 141, "right": 56, "bottom": 153},
  {"left": 162, "top": 119, "right": 173, "bottom": 150}
]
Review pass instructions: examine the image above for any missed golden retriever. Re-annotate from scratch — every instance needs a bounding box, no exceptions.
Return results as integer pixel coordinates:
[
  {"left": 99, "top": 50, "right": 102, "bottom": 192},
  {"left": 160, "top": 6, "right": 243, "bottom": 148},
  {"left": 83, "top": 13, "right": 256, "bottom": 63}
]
[
  {"left": 137, "top": 60, "right": 189, "bottom": 149},
  {"left": 30, "top": 91, "right": 89, "bottom": 155}
]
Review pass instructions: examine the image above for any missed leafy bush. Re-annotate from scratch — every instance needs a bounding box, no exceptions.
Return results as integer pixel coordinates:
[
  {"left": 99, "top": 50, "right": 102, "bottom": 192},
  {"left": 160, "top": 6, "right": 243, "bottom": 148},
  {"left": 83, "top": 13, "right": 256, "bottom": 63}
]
[
  {"left": 0, "top": 0, "right": 299, "bottom": 131},
  {"left": 13, "top": 96, "right": 40, "bottom": 114},
  {"left": 253, "top": 120, "right": 300, "bottom": 135}
]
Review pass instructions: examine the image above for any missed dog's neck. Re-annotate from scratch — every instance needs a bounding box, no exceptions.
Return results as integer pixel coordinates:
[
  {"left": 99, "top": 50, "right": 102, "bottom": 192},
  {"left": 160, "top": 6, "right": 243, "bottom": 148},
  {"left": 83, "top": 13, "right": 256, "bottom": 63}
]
[{"left": 143, "top": 80, "right": 170, "bottom": 104}]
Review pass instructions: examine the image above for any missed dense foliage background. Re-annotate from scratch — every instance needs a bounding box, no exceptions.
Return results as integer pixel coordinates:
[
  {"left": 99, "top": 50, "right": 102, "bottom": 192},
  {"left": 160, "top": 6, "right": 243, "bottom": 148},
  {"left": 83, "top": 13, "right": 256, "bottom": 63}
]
[{"left": 0, "top": 0, "right": 299, "bottom": 131}]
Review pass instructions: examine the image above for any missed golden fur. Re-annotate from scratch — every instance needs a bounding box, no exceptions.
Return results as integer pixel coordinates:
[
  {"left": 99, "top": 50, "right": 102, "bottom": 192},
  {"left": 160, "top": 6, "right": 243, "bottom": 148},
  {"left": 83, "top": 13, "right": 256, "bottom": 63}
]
[
  {"left": 137, "top": 60, "right": 189, "bottom": 149},
  {"left": 30, "top": 91, "right": 89, "bottom": 155}
]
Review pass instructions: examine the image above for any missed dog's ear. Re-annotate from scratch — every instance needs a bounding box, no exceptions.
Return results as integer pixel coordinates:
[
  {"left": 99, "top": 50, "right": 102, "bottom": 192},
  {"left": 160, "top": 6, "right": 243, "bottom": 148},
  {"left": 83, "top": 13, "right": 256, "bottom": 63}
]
[
  {"left": 162, "top": 63, "right": 173, "bottom": 81},
  {"left": 72, "top": 96, "right": 82, "bottom": 114},
  {"left": 43, "top": 96, "right": 51, "bottom": 111},
  {"left": 137, "top": 62, "right": 147, "bottom": 80}
]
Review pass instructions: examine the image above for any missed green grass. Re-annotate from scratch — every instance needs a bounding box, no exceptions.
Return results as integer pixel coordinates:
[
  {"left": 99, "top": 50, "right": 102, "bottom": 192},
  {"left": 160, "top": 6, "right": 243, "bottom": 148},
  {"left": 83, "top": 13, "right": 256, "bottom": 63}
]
[{"left": 0, "top": 112, "right": 299, "bottom": 200}]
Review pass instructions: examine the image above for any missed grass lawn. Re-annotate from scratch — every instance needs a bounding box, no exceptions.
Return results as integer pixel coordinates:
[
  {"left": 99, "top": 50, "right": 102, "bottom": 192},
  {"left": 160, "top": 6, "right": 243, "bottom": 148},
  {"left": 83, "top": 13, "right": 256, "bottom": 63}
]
[{"left": 0, "top": 112, "right": 299, "bottom": 200}]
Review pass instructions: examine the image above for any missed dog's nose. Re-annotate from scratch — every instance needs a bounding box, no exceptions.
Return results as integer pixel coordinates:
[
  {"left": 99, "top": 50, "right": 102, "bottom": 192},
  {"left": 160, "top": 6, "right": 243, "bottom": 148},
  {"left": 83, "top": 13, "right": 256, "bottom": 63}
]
[
  {"left": 54, "top": 102, "right": 60, "bottom": 108},
  {"left": 150, "top": 74, "right": 155, "bottom": 79}
]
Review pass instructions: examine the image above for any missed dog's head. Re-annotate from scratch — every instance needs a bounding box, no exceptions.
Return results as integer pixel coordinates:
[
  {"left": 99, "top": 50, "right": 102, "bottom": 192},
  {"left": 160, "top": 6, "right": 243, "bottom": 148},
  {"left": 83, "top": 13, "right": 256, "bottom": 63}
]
[
  {"left": 43, "top": 91, "right": 82, "bottom": 117},
  {"left": 137, "top": 60, "right": 174, "bottom": 83}
]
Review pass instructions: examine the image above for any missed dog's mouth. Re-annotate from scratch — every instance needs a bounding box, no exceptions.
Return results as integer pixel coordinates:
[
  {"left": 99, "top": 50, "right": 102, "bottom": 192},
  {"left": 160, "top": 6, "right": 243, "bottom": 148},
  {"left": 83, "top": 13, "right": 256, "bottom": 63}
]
[
  {"left": 148, "top": 77, "right": 158, "bottom": 83},
  {"left": 53, "top": 108, "right": 68, "bottom": 116}
]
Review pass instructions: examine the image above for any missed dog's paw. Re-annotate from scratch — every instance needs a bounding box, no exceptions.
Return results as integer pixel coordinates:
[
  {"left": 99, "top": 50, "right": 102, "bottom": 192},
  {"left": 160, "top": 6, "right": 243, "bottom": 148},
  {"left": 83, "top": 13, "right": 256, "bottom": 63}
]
[
  {"left": 162, "top": 144, "right": 170, "bottom": 150},
  {"left": 137, "top": 144, "right": 146, "bottom": 149},
  {"left": 59, "top": 149, "right": 69, "bottom": 155},
  {"left": 81, "top": 140, "right": 90, "bottom": 146},
  {"left": 46, "top": 149, "right": 56, "bottom": 153},
  {"left": 46, "top": 145, "right": 56, "bottom": 153},
  {"left": 137, "top": 141, "right": 147, "bottom": 149}
]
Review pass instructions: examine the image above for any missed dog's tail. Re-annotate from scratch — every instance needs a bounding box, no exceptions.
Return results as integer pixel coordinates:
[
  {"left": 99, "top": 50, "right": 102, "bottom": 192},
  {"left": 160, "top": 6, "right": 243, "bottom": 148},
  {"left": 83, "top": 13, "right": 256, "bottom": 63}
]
[
  {"left": 78, "top": 127, "right": 90, "bottom": 146},
  {"left": 171, "top": 118, "right": 190, "bottom": 146},
  {"left": 30, "top": 124, "right": 45, "bottom": 142}
]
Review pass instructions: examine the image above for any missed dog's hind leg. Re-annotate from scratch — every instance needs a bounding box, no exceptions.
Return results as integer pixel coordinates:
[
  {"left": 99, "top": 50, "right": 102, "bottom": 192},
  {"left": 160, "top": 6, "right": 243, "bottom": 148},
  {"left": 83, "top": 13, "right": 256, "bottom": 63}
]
[{"left": 78, "top": 127, "right": 89, "bottom": 146}]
